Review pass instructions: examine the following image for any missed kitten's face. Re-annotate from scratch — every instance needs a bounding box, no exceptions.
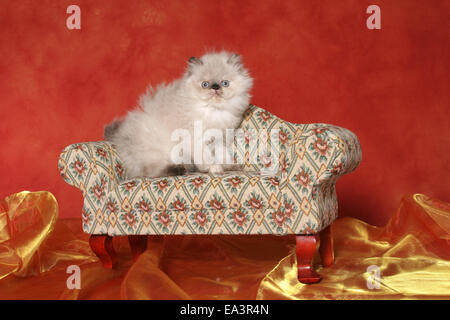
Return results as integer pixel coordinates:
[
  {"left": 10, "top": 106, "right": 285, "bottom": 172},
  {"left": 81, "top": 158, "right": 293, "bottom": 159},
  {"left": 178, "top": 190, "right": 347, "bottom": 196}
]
[{"left": 185, "top": 52, "right": 253, "bottom": 106}]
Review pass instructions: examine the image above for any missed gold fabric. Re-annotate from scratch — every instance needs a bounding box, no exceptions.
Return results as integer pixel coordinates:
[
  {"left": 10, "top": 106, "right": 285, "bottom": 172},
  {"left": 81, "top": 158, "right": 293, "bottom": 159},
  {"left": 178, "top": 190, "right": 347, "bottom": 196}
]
[{"left": 0, "top": 191, "right": 449, "bottom": 299}]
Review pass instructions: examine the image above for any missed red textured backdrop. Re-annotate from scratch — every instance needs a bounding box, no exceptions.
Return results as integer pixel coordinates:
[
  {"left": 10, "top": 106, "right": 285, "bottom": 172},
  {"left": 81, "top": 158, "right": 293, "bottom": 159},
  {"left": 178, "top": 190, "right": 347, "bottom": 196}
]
[{"left": 1, "top": 0, "right": 449, "bottom": 226}]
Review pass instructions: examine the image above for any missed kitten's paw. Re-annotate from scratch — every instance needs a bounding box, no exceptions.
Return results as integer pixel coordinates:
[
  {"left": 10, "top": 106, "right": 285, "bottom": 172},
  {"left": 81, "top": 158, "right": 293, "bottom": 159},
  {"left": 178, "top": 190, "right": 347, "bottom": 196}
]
[
  {"left": 208, "top": 164, "right": 224, "bottom": 174},
  {"left": 167, "top": 165, "right": 187, "bottom": 176}
]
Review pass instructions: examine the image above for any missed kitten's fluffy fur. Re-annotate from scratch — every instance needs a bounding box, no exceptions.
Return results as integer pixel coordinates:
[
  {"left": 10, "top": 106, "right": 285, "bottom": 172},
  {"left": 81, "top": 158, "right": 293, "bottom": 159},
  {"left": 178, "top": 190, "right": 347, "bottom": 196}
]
[{"left": 105, "top": 51, "right": 253, "bottom": 179}]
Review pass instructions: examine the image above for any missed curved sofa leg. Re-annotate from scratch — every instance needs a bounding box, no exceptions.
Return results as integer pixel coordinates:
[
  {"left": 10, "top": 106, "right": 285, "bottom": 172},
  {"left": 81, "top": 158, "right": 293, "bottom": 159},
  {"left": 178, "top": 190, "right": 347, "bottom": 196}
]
[
  {"left": 319, "top": 225, "right": 334, "bottom": 267},
  {"left": 89, "top": 234, "right": 117, "bottom": 268},
  {"left": 128, "top": 235, "right": 148, "bottom": 262},
  {"left": 296, "top": 234, "right": 321, "bottom": 284}
]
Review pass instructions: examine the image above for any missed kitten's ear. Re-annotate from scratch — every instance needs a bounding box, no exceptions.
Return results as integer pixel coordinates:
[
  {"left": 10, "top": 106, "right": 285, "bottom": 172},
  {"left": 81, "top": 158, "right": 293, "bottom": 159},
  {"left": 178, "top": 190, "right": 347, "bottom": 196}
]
[
  {"left": 188, "top": 56, "right": 203, "bottom": 66},
  {"left": 186, "top": 56, "right": 203, "bottom": 75},
  {"left": 227, "top": 53, "right": 242, "bottom": 67}
]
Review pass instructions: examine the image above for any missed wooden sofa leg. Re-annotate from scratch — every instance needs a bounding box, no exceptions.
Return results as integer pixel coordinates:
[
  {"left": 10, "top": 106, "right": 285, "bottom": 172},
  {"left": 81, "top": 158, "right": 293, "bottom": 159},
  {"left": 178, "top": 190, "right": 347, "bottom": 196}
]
[
  {"left": 296, "top": 234, "right": 321, "bottom": 284},
  {"left": 319, "top": 225, "right": 334, "bottom": 267},
  {"left": 128, "top": 235, "right": 148, "bottom": 262},
  {"left": 89, "top": 235, "right": 117, "bottom": 269}
]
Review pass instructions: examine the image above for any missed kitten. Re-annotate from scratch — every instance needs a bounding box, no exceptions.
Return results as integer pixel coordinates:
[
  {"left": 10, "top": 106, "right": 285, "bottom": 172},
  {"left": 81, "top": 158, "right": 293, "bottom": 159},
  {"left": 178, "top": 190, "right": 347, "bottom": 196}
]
[{"left": 105, "top": 51, "right": 253, "bottom": 179}]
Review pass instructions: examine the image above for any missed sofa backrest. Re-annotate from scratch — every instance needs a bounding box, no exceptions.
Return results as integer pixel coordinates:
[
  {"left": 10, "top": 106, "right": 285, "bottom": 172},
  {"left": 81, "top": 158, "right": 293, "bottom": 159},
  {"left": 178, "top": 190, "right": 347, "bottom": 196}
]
[{"left": 236, "top": 105, "right": 317, "bottom": 177}]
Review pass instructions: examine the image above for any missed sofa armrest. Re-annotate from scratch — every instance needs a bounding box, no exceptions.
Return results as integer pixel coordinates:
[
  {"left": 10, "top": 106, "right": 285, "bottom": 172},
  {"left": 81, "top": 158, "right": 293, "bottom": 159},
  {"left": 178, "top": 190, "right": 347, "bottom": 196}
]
[
  {"left": 282, "top": 124, "right": 362, "bottom": 188},
  {"left": 58, "top": 141, "right": 126, "bottom": 194}
]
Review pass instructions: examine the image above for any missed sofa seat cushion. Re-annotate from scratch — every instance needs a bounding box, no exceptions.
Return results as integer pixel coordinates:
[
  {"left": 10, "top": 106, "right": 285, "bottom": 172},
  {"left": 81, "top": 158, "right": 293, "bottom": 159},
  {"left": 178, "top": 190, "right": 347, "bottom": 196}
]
[
  {"left": 98, "top": 171, "right": 285, "bottom": 235},
  {"left": 113, "top": 171, "right": 281, "bottom": 212}
]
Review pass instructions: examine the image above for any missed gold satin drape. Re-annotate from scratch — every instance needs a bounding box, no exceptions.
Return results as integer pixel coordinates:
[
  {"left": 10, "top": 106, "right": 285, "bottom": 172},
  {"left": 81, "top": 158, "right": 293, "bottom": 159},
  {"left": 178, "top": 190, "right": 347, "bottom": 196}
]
[{"left": 0, "top": 191, "right": 449, "bottom": 299}]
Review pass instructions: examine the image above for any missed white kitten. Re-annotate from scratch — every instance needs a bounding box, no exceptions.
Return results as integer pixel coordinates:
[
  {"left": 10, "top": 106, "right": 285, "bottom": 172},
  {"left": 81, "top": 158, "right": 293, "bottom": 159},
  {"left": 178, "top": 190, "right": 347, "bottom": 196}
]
[{"left": 105, "top": 51, "right": 253, "bottom": 179}]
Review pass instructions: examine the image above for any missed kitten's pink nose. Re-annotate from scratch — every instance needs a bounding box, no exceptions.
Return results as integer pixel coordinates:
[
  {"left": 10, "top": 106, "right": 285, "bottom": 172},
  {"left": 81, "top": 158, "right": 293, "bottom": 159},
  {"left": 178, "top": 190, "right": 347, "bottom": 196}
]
[{"left": 211, "top": 83, "right": 220, "bottom": 90}]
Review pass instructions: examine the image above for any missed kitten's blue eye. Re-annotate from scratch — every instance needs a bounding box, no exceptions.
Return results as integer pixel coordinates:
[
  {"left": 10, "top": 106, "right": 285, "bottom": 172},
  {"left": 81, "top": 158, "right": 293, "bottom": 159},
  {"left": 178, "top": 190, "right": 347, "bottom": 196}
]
[
  {"left": 201, "top": 81, "right": 210, "bottom": 89},
  {"left": 221, "top": 80, "right": 230, "bottom": 87}
]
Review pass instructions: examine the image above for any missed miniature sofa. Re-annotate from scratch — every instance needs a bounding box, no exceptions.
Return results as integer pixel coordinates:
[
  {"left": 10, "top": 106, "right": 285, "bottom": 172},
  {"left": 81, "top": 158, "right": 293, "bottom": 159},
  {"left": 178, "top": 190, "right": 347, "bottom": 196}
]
[{"left": 58, "top": 105, "right": 361, "bottom": 283}]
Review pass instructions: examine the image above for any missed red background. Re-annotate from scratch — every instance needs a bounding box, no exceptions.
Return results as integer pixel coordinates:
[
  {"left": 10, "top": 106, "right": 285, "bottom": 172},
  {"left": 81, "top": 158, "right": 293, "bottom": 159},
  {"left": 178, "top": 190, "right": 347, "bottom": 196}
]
[{"left": 1, "top": 0, "right": 449, "bottom": 226}]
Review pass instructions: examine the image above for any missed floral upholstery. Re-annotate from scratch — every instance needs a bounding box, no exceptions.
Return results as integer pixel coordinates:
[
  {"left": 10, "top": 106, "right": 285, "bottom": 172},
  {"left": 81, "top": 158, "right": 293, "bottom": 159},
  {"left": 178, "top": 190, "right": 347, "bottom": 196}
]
[{"left": 58, "top": 105, "right": 361, "bottom": 235}]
